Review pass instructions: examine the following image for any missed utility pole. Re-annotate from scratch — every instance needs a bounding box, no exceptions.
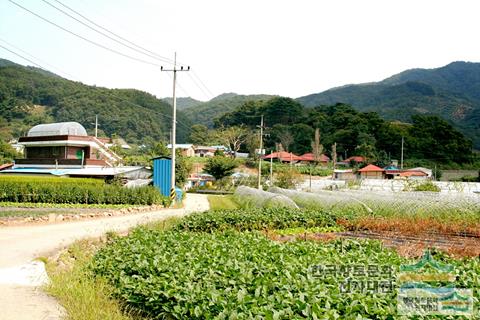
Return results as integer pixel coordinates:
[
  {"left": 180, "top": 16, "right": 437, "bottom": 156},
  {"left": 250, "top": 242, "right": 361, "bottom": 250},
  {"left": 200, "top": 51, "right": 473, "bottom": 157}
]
[
  {"left": 270, "top": 150, "right": 273, "bottom": 186},
  {"left": 332, "top": 142, "right": 337, "bottom": 179},
  {"left": 95, "top": 115, "right": 98, "bottom": 138},
  {"left": 400, "top": 136, "right": 404, "bottom": 169},
  {"left": 257, "top": 115, "right": 264, "bottom": 189},
  {"left": 161, "top": 53, "right": 190, "bottom": 202}
]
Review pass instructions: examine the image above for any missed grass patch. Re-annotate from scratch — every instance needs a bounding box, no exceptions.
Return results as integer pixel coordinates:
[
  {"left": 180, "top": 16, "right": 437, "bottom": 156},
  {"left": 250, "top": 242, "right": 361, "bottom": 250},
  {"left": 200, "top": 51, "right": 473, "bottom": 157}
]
[
  {"left": 207, "top": 195, "right": 239, "bottom": 210},
  {"left": 45, "top": 238, "right": 137, "bottom": 320},
  {"left": 0, "top": 209, "right": 65, "bottom": 218},
  {"left": 44, "top": 220, "right": 178, "bottom": 320}
]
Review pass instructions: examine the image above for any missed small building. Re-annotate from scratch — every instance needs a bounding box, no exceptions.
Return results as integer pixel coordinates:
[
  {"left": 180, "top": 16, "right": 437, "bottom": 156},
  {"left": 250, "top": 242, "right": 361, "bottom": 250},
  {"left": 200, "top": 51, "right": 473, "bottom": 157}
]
[
  {"left": 0, "top": 122, "right": 148, "bottom": 180},
  {"left": 194, "top": 146, "right": 217, "bottom": 157},
  {"left": 357, "top": 164, "right": 384, "bottom": 179},
  {"left": 338, "top": 156, "right": 366, "bottom": 166},
  {"left": 399, "top": 170, "right": 429, "bottom": 180},
  {"left": 334, "top": 169, "right": 356, "bottom": 180},
  {"left": 384, "top": 165, "right": 402, "bottom": 179},
  {"left": 167, "top": 144, "right": 195, "bottom": 157},
  {"left": 409, "top": 167, "right": 433, "bottom": 178},
  {"left": 14, "top": 122, "right": 121, "bottom": 168},
  {"left": 263, "top": 151, "right": 303, "bottom": 163},
  {"left": 299, "top": 153, "right": 330, "bottom": 165}
]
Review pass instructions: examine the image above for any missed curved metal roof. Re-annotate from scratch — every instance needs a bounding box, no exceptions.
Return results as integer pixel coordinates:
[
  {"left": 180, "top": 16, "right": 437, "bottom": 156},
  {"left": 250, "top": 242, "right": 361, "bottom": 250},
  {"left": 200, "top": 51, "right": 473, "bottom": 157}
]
[{"left": 27, "top": 122, "right": 88, "bottom": 137}]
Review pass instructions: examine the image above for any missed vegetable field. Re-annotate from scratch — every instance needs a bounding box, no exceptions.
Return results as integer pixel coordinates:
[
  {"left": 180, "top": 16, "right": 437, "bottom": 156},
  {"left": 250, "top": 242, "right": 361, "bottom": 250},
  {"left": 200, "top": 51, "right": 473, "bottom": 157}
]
[{"left": 92, "top": 200, "right": 480, "bottom": 319}]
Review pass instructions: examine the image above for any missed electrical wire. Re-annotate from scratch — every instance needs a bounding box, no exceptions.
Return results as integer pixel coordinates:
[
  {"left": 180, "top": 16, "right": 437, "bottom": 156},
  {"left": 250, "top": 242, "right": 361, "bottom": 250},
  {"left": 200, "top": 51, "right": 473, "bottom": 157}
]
[
  {"left": 0, "top": 37, "right": 79, "bottom": 81},
  {"left": 40, "top": 0, "right": 173, "bottom": 65},
  {"left": 0, "top": 43, "right": 45, "bottom": 70},
  {"left": 0, "top": 43, "right": 192, "bottom": 131},
  {"left": 50, "top": 0, "right": 175, "bottom": 64},
  {"left": 8, "top": 0, "right": 163, "bottom": 68}
]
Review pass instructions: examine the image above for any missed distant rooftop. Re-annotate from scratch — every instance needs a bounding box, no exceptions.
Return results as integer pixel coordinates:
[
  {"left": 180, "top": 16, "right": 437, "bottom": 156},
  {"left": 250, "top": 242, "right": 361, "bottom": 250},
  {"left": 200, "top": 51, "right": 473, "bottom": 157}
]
[{"left": 27, "top": 122, "right": 87, "bottom": 137}]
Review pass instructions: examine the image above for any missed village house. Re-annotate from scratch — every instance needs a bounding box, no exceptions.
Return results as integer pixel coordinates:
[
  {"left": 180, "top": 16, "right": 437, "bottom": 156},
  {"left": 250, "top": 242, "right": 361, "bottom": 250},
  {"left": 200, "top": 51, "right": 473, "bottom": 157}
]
[
  {"left": 357, "top": 164, "right": 385, "bottom": 179},
  {"left": 167, "top": 144, "right": 195, "bottom": 157},
  {"left": 1, "top": 122, "right": 149, "bottom": 179}
]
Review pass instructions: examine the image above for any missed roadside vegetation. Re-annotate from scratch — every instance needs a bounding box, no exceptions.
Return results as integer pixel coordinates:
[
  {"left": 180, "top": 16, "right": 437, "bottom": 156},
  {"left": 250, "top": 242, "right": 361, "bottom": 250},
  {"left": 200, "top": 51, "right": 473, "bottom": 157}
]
[{"left": 207, "top": 195, "right": 239, "bottom": 210}]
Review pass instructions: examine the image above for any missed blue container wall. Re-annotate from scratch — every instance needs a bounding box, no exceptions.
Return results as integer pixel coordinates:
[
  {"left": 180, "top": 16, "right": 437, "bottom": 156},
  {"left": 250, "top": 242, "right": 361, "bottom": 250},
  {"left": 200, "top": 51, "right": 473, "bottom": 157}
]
[{"left": 153, "top": 158, "right": 172, "bottom": 197}]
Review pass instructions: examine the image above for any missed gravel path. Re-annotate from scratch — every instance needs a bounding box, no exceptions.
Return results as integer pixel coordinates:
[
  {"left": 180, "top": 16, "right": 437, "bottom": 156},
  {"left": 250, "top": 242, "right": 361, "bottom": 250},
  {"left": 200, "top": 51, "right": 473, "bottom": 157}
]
[{"left": 0, "top": 194, "right": 209, "bottom": 320}]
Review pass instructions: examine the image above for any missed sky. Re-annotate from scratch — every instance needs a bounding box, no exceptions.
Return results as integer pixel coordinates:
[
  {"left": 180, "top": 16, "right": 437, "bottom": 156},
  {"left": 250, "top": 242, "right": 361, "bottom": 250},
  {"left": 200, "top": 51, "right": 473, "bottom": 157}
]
[{"left": 1, "top": 0, "right": 480, "bottom": 102}]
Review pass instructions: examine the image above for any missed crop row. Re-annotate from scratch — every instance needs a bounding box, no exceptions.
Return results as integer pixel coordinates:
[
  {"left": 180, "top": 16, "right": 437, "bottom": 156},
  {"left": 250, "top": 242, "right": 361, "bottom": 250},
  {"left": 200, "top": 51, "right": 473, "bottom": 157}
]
[
  {"left": 93, "top": 226, "right": 480, "bottom": 319},
  {"left": 92, "top": 230, "right": 403, "bottom": 319},
  {"left": 173, "top": 207, "right": 337, "bottom": 232},
  {"left": 0, "top": 177, "right": 169, "bottom": 205}
]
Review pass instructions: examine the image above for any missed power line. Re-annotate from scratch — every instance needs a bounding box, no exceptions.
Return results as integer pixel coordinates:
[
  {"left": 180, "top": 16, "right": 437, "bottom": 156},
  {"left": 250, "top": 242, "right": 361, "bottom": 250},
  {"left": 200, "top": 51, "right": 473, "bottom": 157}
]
[
  {"left": 191, "top": 69, "right": 215, "bottom": 97},
  {"left": 8, "top": 0, "right": 163, "bottom": 68},
  {"left": 186, "top": 72, "right": 212, "bottom": 100},
  {"left": 50, "top": 0, "right": 175, "bottom": 64},
  {"left": 0, "top": 44, "right": 45, "bottom": 70},
  {"left": 40, "top": 0, "right": 173, "bottom": 65},
  {"left": 0, "top": 42, "right": 192, "bottom": 131},
  {"left": 0, "top": 37, "right": 79, "bottom": 80}
]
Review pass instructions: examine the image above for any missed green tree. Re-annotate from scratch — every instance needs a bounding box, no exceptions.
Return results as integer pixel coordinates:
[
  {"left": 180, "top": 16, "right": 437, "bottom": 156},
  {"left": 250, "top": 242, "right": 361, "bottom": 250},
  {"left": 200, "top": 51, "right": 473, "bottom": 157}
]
[
  {"left": 214, "top": 126, "right": 248, "bottom": 157},
  {"left": 0, "top": 140, "right": 20, "bottom": 164},
  {"left": 204, "top": 156, "right": 238, "bottom": 180},
  {"left": 189, "top": 124, "right": 211, "bottom": 145}
]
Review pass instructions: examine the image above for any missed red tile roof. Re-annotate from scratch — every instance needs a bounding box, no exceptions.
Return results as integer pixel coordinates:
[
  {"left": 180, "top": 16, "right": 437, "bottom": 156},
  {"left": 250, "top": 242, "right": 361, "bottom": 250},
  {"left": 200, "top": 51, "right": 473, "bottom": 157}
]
[
  {"left": 263, "top": 151, "right": 302, "bottom": 162},
  {"left": 345, "top": 156, "right": 365, "bottom": 163},
  {"left": 299, "top": 153, "right": 330, "bottom": 162},
  {"left": 0, "top": 163, "right": 13, "bottom": 171},
  {"left": 357, "top": 164, "right": 384, "bottom": 172},
  {"left": 399, "top": 170, "right": 428, "bottom": 177}
]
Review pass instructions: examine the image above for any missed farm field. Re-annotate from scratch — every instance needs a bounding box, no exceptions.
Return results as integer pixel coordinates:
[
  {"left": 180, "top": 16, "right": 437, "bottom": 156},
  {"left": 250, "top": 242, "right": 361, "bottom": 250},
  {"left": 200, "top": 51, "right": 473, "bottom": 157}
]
[
  {"left": 88, "top": 186, "right": 480, "bottom": 319},
  {"left": 0, "top": 176, "right": 169, "bottom": 206}
]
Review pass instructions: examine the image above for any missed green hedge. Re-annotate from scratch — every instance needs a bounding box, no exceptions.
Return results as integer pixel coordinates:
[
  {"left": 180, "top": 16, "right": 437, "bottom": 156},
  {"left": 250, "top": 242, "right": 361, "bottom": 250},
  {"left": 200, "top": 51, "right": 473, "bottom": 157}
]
[{"left": 0, "top": 176, "right": 169, "bottom": 205}]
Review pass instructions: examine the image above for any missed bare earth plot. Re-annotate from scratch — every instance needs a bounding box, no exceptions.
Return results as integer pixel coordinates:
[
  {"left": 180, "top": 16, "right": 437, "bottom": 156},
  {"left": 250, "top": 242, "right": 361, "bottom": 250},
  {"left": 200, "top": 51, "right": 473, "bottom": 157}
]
[{"left": 0, "top": 194, "right": 209, "bottom": 320}]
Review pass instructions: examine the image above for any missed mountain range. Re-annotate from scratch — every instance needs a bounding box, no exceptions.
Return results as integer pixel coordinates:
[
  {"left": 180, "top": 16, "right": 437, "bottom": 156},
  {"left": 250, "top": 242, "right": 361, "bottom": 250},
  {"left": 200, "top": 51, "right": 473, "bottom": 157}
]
[
  {"left": 1, "top": 58, "right": 479, "bottom": 148},
  {"left": 0, "top": 58, "right": 191, "bottom": 143},
  {"left": 179, "top": 61, "right": 480, "bottom": 148}
]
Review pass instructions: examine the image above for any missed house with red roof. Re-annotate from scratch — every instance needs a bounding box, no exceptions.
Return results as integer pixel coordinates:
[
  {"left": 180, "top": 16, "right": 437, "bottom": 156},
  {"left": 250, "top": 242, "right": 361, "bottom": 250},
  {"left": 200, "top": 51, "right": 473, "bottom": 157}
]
[
  {"left": 357, "top": 164, "right": 385, "bottom": 179},
  {"left": 299, "top": 153, "right": 330, "bottom": 165},
  {"left": 262, "top": 151, "right": 302, "bottom": 163}
]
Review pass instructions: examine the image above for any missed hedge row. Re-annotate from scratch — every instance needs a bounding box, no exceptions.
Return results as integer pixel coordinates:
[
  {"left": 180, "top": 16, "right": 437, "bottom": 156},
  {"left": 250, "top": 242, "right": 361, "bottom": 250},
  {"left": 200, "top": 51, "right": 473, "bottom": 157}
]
[{"left": 0, "top": 176, "right": 169, "bottom": 205}]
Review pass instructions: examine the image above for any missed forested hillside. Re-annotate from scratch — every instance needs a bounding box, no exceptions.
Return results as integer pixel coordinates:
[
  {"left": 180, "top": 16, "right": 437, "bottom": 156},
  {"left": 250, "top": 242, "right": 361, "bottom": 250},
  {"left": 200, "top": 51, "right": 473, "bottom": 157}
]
[
  {"left": 297, "top": 62, "right": 480, "bottom": 148},
  {"left": 0, "top": 59, "right": 191, "bottom": 143},
  {"left": 182, "top": 93, "right": 276, "bottom": 127},
  {"left": 215, "top": 97, "right": 475, "bottom": 166}
]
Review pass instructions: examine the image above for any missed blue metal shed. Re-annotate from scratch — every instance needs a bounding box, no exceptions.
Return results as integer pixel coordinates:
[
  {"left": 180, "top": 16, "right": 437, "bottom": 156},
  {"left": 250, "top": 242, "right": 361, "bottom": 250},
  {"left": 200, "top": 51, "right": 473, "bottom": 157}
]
[{"left": 152, "top": 156, "right": 172, "bottom": 197}]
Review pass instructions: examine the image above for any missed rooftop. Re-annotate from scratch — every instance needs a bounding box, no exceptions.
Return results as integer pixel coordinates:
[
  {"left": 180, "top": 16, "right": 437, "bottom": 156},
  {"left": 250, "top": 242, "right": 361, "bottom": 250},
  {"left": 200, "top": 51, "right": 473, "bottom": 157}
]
[{"left": 27, "top": 122, "right": 87, "bottom": 137}]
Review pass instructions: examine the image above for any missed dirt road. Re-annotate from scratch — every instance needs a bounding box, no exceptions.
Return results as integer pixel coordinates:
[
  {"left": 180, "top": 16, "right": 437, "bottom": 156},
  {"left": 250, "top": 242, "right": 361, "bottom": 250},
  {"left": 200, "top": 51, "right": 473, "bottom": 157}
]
[{"left": 0, "top": 194, "right": 209, "bottom": 320}]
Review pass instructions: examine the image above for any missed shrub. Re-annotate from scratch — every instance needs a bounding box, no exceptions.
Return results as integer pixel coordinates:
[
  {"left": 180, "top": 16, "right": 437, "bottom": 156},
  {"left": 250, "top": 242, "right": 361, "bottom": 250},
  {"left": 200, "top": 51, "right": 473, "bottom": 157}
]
[
  {"left": 203, "top": 156, "right": 238, "bottom": 180},
  {"left": 413, "top": 181, "right": 441, "bottom": 192}
]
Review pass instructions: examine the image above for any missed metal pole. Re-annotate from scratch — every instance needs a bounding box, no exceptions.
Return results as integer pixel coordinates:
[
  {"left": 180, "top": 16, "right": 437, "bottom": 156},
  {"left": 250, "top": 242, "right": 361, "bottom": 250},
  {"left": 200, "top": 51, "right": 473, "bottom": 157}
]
[
  {"left": 95, "top": 114, "right": 98, "bottom": 138},
  {"left": 160, "top": 53, "right": 189, "bottom": 203},
  {"left": 171, "top": 53, "right": 177, "bottom": 198},
  {"left": 270, "top": 150, "right": 273, "bottom": 185},
  {"left": 257, "top": 115, "right": 264, "bottom": 189},
  {"left": 401, "top": 136, "right": 404, "bottom": 169}
]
